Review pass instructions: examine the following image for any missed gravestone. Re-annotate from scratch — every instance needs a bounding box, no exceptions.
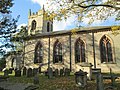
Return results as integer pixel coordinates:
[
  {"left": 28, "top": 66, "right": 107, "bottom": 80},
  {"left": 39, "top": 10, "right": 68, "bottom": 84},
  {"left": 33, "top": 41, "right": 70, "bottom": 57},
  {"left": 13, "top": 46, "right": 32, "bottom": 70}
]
[
  {"left": 38, "top": 67, "right": 41, "bottom": 73},
  {"left": 33, "top": 68, "right": 38, "bottom": 76},
  {"left": 9, "top": 68, "right": 13, "bottom": 74},
  {"left": 27, "top": 68, "right": 33, "bottom": 77},
  {"left": 33, "top": 74, "right": 39, "bottom": 84},
  {"left": 15, "top": 70, "right": 21, "bottom": 77},
  {"left": 23, "top": 67, "right": 27, "bottom": 76},
  {"left": 45, "top": 68, "right": 48, "bottom": 76},
  {"left": 48, "top": 68, "right": 53, "bottom": 79},
  {"left": 74, "top": 70, "right": 88, "bottom": 88},
  {"left": 4, "top": 69, "right": 9, "bottom": 77},
  {"left": 110, "top": 68, "right": 115, "bottom": 86},
  {"left": 14, "top": 68, "right": 18, "bottom": 71},
  {"left": 49, "top": 68, "right": 53, "bottom": 78},
  {"left": 60, "top": 69, "right": 64, "bottom": 76},
  {"left": 96, "top": 73, "right": 104, "bottom": 90},
  {"left": 64, "top": 68, "right": 70, "bottom": 76},
  {"left": 54, "top": 69, "right": 59, "bottom": 77}
]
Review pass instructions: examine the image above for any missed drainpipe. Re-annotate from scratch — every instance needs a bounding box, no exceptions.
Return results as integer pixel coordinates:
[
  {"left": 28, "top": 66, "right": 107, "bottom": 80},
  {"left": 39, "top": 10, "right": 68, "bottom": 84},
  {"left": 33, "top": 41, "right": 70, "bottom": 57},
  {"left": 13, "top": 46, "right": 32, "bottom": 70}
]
[
  {"left": 23, "top": 40, "right": 25, "bottom": 67},
  {"left": 92, "top": 32, "right": 96, "bottom": 68},
  {"left": 48, "top": 37, "right": 51, "bottom": 78},
  {"left": 69, "top": 33, "right": 72, "bottom": 71}
]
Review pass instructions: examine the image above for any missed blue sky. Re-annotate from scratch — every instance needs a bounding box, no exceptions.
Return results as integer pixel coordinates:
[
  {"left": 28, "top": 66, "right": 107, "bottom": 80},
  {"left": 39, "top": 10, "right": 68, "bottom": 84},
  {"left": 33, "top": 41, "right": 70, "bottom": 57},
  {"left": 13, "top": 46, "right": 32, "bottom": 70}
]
[
  {"left": 10, "top": 0, "right": 120, "bottom": 31},
  {"left": 11, "top": 0, "right": 41, "bottom": 26}
]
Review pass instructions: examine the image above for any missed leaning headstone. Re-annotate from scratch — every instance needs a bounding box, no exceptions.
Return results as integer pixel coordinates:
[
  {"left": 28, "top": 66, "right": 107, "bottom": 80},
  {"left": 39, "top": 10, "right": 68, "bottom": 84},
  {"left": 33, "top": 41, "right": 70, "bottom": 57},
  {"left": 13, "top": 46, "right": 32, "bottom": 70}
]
[
  {"left": 15, "top": 70, "right": 21, "bottom": 77},
  {"left": 64, "top": 68, "right": 70, "bottom": 76},
  {"left": 27, "top": 68, "right": 33, "bottom": 77},
  {"left": 33, "top": 68, "right": 38, "bottom": 76},
  {"left": 33, "top": 74, "right": 39, "bottom": 84},
  {"left": 23, "top": 67, "right": 27, "bottom": 76},
  {"left": 60, "top": 69, "right": 64, "bottom": 76}
]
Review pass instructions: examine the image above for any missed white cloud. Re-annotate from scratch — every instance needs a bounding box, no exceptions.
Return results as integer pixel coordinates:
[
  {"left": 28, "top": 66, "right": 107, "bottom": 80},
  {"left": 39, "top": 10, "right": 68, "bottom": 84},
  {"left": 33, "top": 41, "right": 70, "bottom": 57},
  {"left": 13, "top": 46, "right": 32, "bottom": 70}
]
[
  {"left": 53, "top": 15, "right": 76, "bottom": 31},
  {"left": 31, "top": 0, "right": 47, "bottom": 8},
  {"left": 30, "top": 0, "right": 119, "bottom": 31}
]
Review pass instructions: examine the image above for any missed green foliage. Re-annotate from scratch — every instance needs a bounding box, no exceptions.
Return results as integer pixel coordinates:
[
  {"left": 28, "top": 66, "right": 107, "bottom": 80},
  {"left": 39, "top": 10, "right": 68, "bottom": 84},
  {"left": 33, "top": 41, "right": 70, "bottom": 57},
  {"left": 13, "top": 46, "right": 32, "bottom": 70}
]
[
  {"left": 11, "top": 26, "right": 28, "bottom": 53},
  {"left": 0, "top": 58, "right": 6, "bottom": 71},
  {"left": 46, "top": 0, "right": 120, "bottom": 24},
  {"left": 6, "top": 74, "right": 120, "bottom": 90},
  {"left": 0, "top": 0, "right": 19, "bottom": 56}
]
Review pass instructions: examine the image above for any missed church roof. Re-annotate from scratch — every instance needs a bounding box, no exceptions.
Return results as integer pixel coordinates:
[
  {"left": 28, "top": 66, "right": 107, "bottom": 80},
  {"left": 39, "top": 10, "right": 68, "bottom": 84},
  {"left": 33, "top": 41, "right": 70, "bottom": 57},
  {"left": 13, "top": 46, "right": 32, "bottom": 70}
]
[{"left": 24, "top": 26, "right": 118, "bottom": 40}]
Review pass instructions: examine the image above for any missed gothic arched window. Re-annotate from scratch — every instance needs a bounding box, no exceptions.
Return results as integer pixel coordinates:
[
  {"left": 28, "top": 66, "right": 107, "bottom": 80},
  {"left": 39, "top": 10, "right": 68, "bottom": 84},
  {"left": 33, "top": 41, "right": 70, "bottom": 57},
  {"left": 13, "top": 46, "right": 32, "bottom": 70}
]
[
  {"left": 31, "top": 20, "right": 36, "bottom": 30},
  {"left": 53, "top": 40, "right": 62, "bottom": 63},
  {"left": 100, "top": 35, "right": 113, "bottom": 63},
  {"left": 47, "top": 22, "right": 50, "bottom": 32},
  {"left": 11, "top": 58, "right": 14, "bottom": 67},
  {"left": 75, "top": 38, "right": 85, "bottom": 63},
  {"left": 34, "top": 41, "right": 43, "bottom": 63},
  {"left": 51, "top": 24, "right": 53, "bottom": 31}
]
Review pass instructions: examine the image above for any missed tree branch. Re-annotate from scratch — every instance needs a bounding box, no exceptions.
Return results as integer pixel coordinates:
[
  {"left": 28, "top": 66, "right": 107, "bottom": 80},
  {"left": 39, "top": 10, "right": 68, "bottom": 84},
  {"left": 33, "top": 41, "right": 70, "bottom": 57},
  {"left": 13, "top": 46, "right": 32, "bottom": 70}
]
[{"left": 76, "top": 4, "right": 120, "bottom": 10}]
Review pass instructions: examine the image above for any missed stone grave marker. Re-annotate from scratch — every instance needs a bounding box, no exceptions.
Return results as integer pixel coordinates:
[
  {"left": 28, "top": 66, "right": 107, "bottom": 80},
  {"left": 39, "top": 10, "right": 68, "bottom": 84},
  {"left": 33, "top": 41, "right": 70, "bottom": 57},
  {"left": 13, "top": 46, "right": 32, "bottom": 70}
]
[
  {"left": 27, "top": 68, "right": 33, "bottom": 77},
  {"left": 33, "top": 68, "right": 38, "bottom": 76},
  {"left": 9, "top": 68, "right": 13, "bottom": 74},
  {"left": 96, "top": 73, "right": 104, "bottom": 90},
  {"left": 14, "top": 68, "right": 18, "bottom": 71},
  {"left": 15, "top": 70, "right": 21, "bottom": 77},
  {"left": 60, "top": 69, "right": 64, "bottom": 76},
  {"left": 4, "top": 69, "right": 9, "bottom": 77},
  {"left": 54, "top": 69, "right": 59, "bottom": 77},
  {"left": 23, "top": 67, "right": 27, "bottom": 76},
  {"left": 38, "top": 67, "right": 41, "bottom": 73},
  {"left": 64, "top": 68, "right": 70, "bottom": 76},
  {"left": 48, "top": 68, "right": 53, "bottom": 79},
  {"left": 45, "top": 68, "right": 48, "bottom": 76}
]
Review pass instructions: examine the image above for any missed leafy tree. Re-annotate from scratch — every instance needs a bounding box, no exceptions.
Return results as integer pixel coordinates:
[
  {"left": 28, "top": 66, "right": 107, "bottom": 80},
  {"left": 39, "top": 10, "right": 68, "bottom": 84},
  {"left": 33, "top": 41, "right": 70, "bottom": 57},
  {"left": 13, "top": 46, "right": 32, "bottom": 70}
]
[
  {"left": 0, "top": 0, "right": 19, "bottom": 56},
  {"left": 45, "top": 0, "right": 120, "bottom": 24},
  {"left": 11, "top": 26, "right": 28, "bottom": 53},
  {"left": 0, "top": 57, "right": 6, "bottom": 71}
]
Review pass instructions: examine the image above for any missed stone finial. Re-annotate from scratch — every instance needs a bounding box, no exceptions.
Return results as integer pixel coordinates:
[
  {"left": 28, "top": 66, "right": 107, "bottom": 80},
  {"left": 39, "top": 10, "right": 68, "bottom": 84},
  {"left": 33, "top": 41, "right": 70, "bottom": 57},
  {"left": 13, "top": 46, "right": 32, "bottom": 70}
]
[
  {"left": 43, "top": 4, "right": 45, "bottom": 11},
  {"left": 28, "top": 9, "right": 31, "bottom": 16}
]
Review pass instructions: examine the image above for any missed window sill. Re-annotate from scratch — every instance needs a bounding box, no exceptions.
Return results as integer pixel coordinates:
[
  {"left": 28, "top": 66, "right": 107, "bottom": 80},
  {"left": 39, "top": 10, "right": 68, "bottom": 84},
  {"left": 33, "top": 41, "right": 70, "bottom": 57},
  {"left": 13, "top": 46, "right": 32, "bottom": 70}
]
[
  {"left": 101, "top": 62, "right": 116, "bottom": 64},
  {"left": 53, "top": 62, "right": 64, "bottom": 65},
  {"left": 76, "top": 62, "right": 93, "bottom": 67},
  {"left": 34, "top": 63, "right": 42, "bottom": 64}
]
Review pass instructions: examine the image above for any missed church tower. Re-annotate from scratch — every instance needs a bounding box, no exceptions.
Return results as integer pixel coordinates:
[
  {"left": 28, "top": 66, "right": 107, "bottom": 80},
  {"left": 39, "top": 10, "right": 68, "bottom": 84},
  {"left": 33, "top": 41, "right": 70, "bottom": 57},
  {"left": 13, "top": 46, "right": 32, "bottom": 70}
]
[{"left": 28, "top": 6, "right": 53, "bottom": 35}]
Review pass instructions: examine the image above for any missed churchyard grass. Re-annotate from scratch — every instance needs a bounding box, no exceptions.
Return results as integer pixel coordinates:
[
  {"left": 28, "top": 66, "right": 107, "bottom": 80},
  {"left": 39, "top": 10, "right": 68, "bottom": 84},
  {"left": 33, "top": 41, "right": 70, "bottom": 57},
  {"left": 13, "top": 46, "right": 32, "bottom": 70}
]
[
  {"left": 6, "top": 73, "right": 120, "bottom": 90},
  {"left": 0, "top": 72, "right": 4, "bottom": 76},
  {"left": 0, "top": 71, "right": 119, "bottom": 90}
]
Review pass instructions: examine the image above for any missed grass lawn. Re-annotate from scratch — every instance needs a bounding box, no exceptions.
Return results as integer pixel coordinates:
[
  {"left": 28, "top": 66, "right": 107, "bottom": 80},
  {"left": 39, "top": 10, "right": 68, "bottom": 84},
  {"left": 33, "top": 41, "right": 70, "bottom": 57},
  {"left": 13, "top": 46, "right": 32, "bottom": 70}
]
[
  {"left": 6, "top": 74, "right": 120, "bottom": 90},
  {"left": 0, "top": 72, "right": 4, "bottom": 76},
  {"left": 0, "top": 71, "right": 120, "bottom": 90}
]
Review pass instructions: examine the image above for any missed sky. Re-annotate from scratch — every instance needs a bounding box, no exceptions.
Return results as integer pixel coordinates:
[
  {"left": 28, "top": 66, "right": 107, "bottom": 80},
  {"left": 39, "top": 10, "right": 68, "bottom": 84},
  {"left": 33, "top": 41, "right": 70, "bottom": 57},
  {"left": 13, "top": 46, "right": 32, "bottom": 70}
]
[{"left": 10, "top": 0, "right": 120, "bottom": 31}]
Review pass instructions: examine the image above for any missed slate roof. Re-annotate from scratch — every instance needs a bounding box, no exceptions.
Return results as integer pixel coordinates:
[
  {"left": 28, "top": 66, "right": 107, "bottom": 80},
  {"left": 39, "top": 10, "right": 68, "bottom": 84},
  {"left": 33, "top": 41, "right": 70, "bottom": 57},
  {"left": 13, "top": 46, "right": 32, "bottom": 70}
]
[{"left": 24, "top": 25, "right": 119, "bottom": 40}]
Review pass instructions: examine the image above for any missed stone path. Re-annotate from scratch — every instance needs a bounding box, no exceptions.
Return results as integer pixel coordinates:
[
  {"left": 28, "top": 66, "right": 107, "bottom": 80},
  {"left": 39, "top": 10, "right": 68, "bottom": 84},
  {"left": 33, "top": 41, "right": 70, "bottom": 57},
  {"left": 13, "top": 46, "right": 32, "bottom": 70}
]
[{"left": 0, "top": 81, "right": 38, "bottom": 90}]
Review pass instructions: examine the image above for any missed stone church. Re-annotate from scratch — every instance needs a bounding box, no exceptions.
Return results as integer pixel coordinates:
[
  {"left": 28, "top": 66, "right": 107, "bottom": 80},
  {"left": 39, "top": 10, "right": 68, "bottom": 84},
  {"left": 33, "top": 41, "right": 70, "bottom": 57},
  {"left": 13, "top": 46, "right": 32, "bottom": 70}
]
[{"left": 6, "top": 8, "right": 120, "bottom": 75}]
